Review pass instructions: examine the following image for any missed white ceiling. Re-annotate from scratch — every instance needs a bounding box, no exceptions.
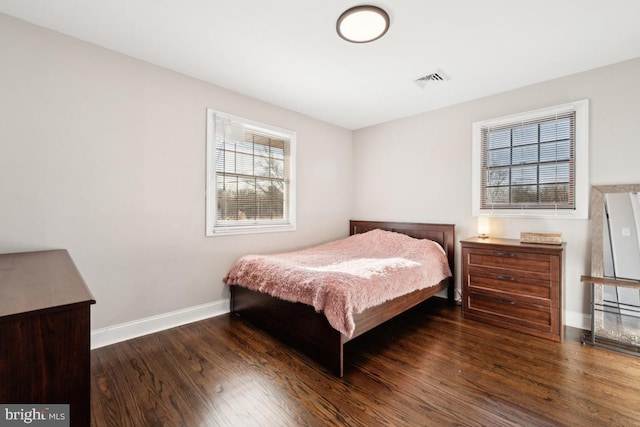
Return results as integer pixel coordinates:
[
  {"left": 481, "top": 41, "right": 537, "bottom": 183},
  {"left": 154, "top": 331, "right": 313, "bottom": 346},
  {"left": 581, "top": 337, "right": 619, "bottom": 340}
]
[{"left": 2, "top": 0, "right": 640, "bottom": 130}]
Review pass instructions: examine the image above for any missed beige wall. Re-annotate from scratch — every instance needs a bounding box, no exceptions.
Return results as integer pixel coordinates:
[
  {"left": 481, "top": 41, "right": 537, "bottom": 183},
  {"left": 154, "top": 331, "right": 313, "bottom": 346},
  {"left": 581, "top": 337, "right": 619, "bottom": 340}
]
[
  {"left": 4, "top": 10, "right": 640, "bottom": 336},
  {"left": 353, "top": 56, "right": 640, "bottom": 328},
  {"left": 0, "top": 14, "right": 353, "bottom": 332}
]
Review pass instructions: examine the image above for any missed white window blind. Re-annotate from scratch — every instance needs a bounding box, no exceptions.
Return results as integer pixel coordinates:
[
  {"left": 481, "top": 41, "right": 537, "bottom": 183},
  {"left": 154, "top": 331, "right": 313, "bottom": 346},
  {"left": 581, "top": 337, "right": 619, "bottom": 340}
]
[
  {"left": 480, "top": 111, "right": 575, "bottom": 210},
  {"left": 471, "top": 99, "right": 589, "bottom": 219},
  {"left": 206, "top": 109, "right": 296, "bottom": 236}
]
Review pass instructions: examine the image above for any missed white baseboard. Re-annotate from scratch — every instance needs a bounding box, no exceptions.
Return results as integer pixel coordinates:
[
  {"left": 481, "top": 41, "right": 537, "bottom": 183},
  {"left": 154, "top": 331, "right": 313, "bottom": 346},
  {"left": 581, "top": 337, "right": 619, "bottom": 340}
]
[
  {"left": 90, "top": 300, "right": 591, "bottom": 349},
  {"left": 564, "top": 310, "right": 590, "bottom": 331},
  {"left": 91, "top": 299, "right": 230, "bottom": 349}
]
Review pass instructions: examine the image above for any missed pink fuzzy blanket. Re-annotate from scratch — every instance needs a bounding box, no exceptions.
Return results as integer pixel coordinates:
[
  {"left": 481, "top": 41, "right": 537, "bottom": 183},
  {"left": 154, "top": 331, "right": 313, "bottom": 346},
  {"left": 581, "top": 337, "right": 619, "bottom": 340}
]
[{"left": 224, "top": 229, "right": 451, "bottom": 337}]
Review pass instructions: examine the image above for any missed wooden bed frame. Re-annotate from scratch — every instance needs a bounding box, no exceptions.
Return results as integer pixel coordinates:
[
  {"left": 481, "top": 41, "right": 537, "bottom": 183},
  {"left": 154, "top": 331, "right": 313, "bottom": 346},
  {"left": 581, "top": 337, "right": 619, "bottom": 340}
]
[{"left": 230, "top": 220, "right": 455, "bottom": 377}]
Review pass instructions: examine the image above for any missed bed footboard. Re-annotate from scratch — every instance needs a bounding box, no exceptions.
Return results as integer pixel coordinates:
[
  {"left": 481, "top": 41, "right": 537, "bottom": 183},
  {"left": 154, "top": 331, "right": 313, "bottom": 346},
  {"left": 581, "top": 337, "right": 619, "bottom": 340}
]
[
  {"left": 231, "top": 285, "right": 345, "bottom": 376},
  {"left": 231, "top": 277, "right": 449, "bottom": 377}
]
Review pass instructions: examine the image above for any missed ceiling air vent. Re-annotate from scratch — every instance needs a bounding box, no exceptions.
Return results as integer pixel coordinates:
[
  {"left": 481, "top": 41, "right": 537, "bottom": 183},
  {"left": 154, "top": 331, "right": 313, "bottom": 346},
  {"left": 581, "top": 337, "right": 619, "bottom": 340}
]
[{"left": 414, "top": 71, "right": 448, "bottom": 89}]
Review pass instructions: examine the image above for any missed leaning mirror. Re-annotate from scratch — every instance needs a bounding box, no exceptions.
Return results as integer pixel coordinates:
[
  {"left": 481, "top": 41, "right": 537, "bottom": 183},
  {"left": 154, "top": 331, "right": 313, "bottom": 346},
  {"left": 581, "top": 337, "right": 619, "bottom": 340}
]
[{"left": 583, "top": 184, "right": 640, "bottom": 354}]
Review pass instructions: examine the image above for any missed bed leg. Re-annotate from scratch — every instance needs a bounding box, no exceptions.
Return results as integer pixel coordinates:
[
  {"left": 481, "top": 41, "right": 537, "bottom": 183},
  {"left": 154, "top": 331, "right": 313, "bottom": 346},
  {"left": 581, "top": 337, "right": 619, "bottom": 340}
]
[
  {"left": 331, "top": 342, "right": 344, "bottom": 378},
  {"left": 447, "top": 278, "right": 455, "bottom": 304}
]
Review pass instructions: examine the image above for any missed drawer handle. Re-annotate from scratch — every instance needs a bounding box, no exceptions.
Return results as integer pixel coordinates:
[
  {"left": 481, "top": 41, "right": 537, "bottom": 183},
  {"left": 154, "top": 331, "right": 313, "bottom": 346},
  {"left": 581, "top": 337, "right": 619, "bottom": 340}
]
[
  {"left": 495, "top": 251, "right": 516, "bottom": 257},
  {"left": 497, "top": 275, "right": 517, "bottom": 281},
  {"left": 498, "top": 298, "right": 516, "bottom": 305}
]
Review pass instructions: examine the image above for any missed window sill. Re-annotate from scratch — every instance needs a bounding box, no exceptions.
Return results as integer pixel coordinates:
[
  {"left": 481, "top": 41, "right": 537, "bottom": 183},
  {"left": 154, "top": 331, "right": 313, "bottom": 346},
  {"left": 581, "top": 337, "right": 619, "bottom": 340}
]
[
  {"left": 207, "top": 223, "right": 296, "bottom": 237},
  {"left": 476, "top": 208, "right": 587, "bottom": 219}
]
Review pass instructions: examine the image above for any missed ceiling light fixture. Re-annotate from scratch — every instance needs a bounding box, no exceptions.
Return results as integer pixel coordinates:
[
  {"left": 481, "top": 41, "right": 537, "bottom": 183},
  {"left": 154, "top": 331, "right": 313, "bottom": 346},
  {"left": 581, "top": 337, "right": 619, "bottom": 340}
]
[{"left": 336, "top": 5, "right": 390, "bottom": 43}]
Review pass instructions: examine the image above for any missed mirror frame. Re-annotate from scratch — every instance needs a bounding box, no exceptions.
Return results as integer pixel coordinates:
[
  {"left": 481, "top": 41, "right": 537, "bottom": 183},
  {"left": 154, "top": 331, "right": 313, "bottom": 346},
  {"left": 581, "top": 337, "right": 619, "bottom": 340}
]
[{"left": 590, "top": 183, "right": 640, "bottom": 345}]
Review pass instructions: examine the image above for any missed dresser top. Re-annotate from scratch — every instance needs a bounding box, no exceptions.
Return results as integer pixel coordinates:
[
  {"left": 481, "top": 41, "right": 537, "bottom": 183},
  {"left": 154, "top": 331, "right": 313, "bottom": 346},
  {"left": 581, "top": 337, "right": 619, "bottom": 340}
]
[
  {"left": 461, "top": 236, "right": 565, "bottom": 252},
  {"left": 0, "top": 249, "right": 95, "bottom": 319}
]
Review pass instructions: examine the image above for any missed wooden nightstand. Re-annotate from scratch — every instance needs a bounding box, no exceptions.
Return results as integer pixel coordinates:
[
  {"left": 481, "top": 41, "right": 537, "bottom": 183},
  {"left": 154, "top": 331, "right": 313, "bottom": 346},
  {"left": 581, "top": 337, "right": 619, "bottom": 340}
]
[{"left": 461, "top": 237, "right": 564, "bottom": 342}]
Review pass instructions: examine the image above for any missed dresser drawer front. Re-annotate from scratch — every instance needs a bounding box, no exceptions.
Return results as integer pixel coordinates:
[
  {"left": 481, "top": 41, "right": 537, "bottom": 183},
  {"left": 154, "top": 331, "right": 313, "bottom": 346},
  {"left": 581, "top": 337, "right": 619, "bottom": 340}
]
[
  {"left": 467, "top": 269, "right": 554, "bottom": 302},
  {"left": 467, "top": 249, "right": 559, "bottom": 281},
  {"left": 467, "top": 292, "right": 555, "bottom": 333}
]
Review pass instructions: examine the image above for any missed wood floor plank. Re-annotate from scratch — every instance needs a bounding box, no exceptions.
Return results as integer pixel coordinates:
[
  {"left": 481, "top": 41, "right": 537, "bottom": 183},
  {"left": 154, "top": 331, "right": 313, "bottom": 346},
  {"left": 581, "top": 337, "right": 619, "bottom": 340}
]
[{"left": 91, "top": 299, "right": 640, "bottom": 426}]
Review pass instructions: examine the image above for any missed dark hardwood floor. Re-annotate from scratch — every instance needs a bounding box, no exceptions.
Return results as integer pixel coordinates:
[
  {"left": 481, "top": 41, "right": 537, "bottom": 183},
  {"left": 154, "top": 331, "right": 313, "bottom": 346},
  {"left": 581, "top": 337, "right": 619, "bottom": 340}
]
[{"left": 91, "top": 299, "right": 640, "bottom": 426}]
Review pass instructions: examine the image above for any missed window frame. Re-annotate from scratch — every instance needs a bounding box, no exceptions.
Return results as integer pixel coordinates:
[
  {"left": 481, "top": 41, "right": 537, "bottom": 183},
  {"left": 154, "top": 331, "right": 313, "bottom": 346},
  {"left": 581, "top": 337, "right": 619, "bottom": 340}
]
[
  {"left": 472, "top": 99, "right": 589, "bottom": 219},
  {"left": 206, "top": 108, "right": 296, "bottom": 236}
]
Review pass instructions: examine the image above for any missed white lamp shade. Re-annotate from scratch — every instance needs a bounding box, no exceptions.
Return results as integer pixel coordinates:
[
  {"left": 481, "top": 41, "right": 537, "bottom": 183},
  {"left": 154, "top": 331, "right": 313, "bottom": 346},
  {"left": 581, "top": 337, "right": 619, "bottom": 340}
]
[{"left": 477, "top": 217, "right": 490, "bottom": 237}]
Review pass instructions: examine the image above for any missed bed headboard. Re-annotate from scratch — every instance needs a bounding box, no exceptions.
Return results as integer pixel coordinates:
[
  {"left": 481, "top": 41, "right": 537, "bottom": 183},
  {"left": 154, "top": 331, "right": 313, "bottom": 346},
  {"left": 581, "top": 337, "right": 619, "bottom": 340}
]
[{"left": 349, "top": 220, "right": 455, "bottom": 300}]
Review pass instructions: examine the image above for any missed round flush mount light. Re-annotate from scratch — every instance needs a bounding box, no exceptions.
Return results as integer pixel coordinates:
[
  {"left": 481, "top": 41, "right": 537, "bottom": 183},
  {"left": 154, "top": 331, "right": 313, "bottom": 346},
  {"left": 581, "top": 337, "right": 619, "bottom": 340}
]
[{"left": 336, "top": 5, "right": 390, "bottom": 43}]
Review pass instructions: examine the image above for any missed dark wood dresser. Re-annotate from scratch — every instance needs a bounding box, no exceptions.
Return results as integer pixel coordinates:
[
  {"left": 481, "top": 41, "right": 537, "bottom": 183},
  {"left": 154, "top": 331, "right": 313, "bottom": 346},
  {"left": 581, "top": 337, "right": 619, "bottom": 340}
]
[
  {"left": 0, "top": 250, "right": 96, "bottom": 426},
  {"left": 461, "top": 237, "right": 564, "bottom": 342}
]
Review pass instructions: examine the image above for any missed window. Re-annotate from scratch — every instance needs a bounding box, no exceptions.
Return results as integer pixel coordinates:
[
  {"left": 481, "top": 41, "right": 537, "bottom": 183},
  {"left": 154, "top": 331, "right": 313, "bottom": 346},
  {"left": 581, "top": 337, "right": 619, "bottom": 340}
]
[
  {"left": 206, "top": 109, "right": 296, "bottom": 236},
  {"left": 472, "top": 100, "right": 589, "bottom": 218}
]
